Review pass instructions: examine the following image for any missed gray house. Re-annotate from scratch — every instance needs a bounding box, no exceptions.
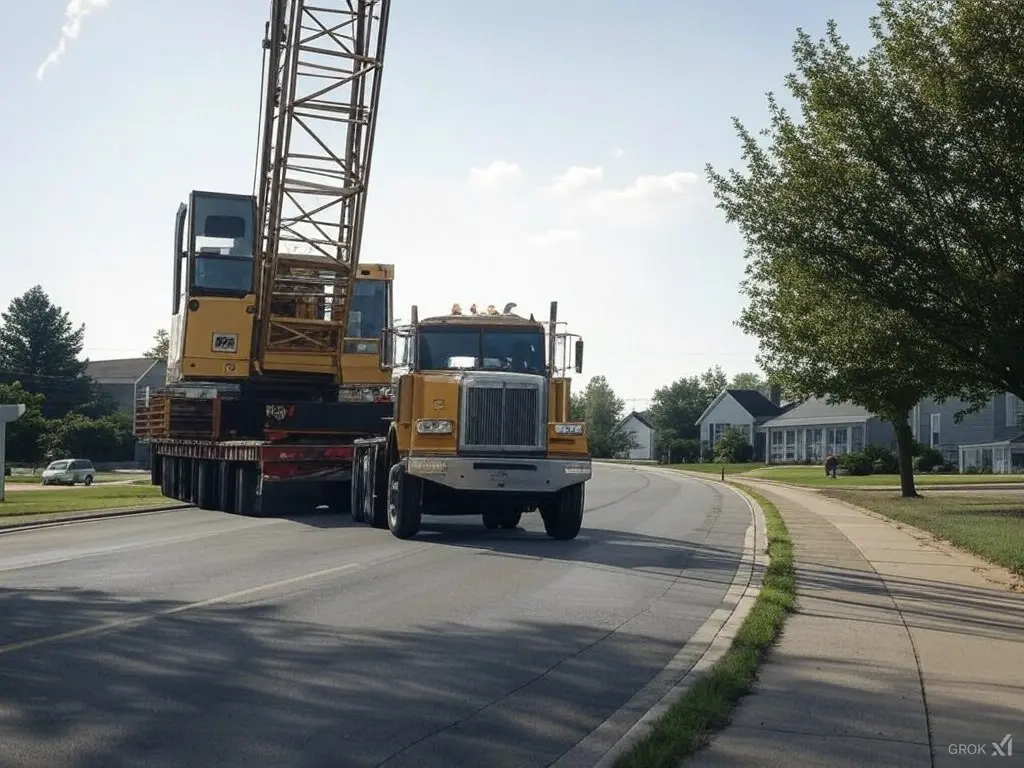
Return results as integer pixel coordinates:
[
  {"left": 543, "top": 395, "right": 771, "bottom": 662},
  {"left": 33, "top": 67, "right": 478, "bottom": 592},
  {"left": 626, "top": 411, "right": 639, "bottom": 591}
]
[
  {"left": 913, "top": 393, "right": 1024, "bottom": 473},
  {"left": 695, "top": 387, "right": 786, "bottom": 461},
  {"left": 86, "top": 357, "right": 167, "bottom": 464},
  {"left": 760, "top": 397, "right": 896, "bottom": 464}
]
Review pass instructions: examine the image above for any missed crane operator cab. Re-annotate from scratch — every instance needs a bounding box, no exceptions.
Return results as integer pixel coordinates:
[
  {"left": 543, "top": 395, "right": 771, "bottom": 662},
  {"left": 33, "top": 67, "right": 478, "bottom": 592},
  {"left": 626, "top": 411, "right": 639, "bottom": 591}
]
[
  {"left": 166, "top": 190, "right": 395, "bottom": 399},
  {"left": 167, "top": 191, "right": 257, "bottom": 385}
]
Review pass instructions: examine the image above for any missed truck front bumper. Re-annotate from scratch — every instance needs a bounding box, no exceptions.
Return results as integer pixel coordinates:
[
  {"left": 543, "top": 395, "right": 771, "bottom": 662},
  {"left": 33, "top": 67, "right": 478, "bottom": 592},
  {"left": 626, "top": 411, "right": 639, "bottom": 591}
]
[{"left": 404, "top": 455, "right": 591, "bottom": 493}]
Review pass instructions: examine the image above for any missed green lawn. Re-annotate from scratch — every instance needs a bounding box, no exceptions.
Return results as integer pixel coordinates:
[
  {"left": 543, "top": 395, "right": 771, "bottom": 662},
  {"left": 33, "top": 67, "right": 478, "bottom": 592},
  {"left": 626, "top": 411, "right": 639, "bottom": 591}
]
[
  {"left": 0, "top": 484, "right": 168, "bottom": 520},
  {"left": 615, "top": 487, "right": 795, "bottom": 768},
  {"left": 825, "top": 490, "right": 1024, "bottom": 577},
  {"left": 668, "top": 463, "right": 1024, "bottom": 488},
  {"left": 5, "top": 472, "right": 138, "bottom": 485}
]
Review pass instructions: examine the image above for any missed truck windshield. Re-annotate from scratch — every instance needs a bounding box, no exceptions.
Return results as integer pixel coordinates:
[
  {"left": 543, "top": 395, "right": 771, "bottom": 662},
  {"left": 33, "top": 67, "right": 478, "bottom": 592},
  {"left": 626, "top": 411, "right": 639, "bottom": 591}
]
[
  {"left": 418, "top": 327, "right": 546, "bottom": 374},
  {"left": 190, "top": 194, "right": 255, "bottom": 295},
  {"left": 348, "top": 279, "right": 387, "bottom": 339}
]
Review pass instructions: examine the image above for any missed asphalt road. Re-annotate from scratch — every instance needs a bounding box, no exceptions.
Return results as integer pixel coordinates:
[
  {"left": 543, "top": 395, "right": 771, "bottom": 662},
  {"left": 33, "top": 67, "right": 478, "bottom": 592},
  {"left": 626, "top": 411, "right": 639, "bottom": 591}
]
[{"left": 0, "top": 464, "right": 752, "bottom": 768}]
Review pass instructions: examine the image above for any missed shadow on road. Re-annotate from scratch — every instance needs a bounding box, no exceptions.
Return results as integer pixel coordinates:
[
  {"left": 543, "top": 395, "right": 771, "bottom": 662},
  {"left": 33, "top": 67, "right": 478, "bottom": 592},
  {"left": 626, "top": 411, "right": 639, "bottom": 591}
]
[{"left": 1, "top": 586, "right": 690, "bottom": 768}]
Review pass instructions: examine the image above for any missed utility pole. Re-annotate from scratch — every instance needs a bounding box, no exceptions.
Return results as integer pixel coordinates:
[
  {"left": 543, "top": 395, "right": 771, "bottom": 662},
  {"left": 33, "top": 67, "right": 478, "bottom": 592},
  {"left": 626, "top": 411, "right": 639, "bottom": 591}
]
[{"left": 0, "top": 404, "right": 26, "bottom": 503}]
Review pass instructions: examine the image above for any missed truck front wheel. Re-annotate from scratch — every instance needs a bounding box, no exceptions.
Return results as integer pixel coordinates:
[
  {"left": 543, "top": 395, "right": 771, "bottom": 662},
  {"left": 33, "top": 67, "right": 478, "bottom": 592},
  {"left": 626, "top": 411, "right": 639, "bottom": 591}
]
[
  {"left": 540, "top": 483, "right": 585, "bottom": 540},
  {"left": 386, "top": 463, "right": 421, "bottom": 539}
]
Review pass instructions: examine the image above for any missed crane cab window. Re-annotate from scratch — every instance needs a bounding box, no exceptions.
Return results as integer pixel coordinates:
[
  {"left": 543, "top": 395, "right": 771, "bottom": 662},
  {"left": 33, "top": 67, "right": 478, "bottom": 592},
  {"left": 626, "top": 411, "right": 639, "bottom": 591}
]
[
  {"left": 347, "top": 279, "right": 388, "bottom": 339},
  {"left": 189, "top": 194, "right": 256, "bottom": 296},
  {"left": 418, "top": 327, "right": 546, "bottom": 374}
]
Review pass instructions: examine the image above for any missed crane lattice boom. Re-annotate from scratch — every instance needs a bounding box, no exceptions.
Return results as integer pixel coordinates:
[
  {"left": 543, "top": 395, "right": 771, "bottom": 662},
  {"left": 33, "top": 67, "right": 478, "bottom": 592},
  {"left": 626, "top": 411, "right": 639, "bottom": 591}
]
[{"left": 253, "top": 0, "right": 390, "bottom": 374}]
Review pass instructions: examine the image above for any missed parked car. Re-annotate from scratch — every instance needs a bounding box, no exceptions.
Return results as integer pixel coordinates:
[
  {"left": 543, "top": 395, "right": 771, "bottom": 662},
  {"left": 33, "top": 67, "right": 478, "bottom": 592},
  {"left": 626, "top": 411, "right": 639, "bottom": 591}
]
[{"left": 41, "top": 459, "right": 96, "bottom": 486}]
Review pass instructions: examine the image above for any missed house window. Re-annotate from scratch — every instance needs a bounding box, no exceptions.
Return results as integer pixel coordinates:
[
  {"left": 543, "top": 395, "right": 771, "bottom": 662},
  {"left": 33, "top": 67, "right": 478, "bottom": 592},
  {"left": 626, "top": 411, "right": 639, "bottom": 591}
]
[
  {"left": 770, "top": 430, "right": 785, "bottom": 461},
  {"left": 712, "top": 423, "right": 728, "bottom": 446},
  {"left": 833, "top": 427, "right": 848, "bottom": 454},
  {"left": 784, "top": 429, "right": 796, "bottom": 460},
  {"left": 1007, "top": 394, "right": 1022, "bottom": 429},
  {"left": 930, "top": 413, "right": 940, "bottom": 447},
  {"left": 826, "top": 428, "right": 836, "bottom": 455},
  {"left": 851, "top": 425, "right": 864, "bottom": 453}
]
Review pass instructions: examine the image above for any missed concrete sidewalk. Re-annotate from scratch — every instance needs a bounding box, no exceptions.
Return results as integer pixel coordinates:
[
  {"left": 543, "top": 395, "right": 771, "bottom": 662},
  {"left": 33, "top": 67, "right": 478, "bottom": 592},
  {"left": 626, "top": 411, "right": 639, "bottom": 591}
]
[{"left": 685, "top": 480, "right": 1024, "bottom": 768}]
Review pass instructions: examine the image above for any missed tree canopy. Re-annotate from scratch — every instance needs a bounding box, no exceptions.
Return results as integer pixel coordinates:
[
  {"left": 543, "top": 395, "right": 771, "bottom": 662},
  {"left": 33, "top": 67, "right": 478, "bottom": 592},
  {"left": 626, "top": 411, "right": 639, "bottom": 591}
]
[
  {"left": 572, "top": 376, "right": 636, "bottom": 459},
  {"left": 144, "top": 329, "right": 169, "bottom": 361},
  {"left": 705, "top": 0, "right": 1024, "bottom": 401}
]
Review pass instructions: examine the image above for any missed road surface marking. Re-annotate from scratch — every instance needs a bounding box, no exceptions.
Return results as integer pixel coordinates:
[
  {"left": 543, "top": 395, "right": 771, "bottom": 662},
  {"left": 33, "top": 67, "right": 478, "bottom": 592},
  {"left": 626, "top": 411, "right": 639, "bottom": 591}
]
[{"left": 0, "top": 562, "right": 360, "bottom": 656}]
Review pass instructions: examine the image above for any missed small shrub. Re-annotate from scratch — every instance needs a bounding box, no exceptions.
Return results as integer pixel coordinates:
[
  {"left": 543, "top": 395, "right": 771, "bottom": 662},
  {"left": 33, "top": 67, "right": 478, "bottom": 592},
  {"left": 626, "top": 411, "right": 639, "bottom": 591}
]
[
  {"left": 914, "top": 446, "right": 943, "bottom": 472},
  {"left": 863, "top": 444, "right": 898, "bottom": 473},
  {"left": 839, "top": 452, "right": 873, "bottom": 476}
]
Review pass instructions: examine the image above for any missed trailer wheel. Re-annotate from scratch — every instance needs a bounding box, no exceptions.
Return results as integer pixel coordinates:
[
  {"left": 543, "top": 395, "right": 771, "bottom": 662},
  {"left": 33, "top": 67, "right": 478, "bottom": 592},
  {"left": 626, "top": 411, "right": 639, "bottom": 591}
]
[
  {"left": 218, "top": 461, "right": 235, "bottom": 513},
  {"left": 540, "top": 483, "right": 585, "bottom": 540},
  {"left": 350, "top": 453, "right": 365, "bottom": 523},
  {"left": 386, "top": 463, "right": 421, "bottom": 539},
  {"left": 196, "top": 460, "right": 218, "bottom": 510},
  {"left": 234, "top": 464, "right": 259, "bottom": 516},
  {"left": 366, "top": 449, "right": 388, "bottom": 529}
]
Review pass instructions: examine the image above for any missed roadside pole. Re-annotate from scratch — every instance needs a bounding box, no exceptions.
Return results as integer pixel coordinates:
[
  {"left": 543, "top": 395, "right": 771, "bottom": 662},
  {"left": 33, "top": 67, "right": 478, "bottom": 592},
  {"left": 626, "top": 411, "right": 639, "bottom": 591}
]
[{"left": 0, "top": 404, "right": 26, "bottom": 503}]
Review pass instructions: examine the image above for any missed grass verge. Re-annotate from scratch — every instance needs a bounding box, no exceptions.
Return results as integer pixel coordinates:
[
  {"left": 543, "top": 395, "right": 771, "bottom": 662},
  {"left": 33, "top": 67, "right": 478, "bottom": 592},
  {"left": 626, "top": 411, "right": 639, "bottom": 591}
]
[
  {"left": 614, "top": 486, "right": 796, "bottom": 768},
  {"left": 666, "top": 463, "right": 761, "bottom": 476},
  {"left": 662, "top": 463, "right": 1024, "bottom": 489},
  {"left": 824, "top": 490, "right": 1024, "bottom": 577},
  {"left": 0, "top": 485, "right": 167, "bottom": 518}
]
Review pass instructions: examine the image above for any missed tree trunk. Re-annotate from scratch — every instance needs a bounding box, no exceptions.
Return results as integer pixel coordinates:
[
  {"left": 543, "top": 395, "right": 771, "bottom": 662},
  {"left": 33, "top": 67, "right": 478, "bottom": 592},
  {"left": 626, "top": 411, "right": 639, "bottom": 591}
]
[{"left": 892, "top": 416, "right": 919, "bottom": 498}]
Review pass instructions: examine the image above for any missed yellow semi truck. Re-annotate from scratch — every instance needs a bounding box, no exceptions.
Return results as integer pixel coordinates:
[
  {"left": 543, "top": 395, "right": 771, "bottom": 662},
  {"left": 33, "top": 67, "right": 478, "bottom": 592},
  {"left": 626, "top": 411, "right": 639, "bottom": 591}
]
[{"left": 351, "top": 301, "right": 591, "bottom": 539}]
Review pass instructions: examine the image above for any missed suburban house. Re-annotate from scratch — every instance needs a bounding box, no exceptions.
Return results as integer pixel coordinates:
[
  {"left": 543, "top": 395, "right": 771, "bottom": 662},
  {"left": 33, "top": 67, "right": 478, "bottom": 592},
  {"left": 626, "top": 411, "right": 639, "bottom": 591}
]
[
  {"left": 695, "top": 388, "right": 786, "bottom": 461},
  {"left": 616, "top": 410, "right": 656, "bottom": 461},
  {"left": 86, "top": 357, "right": 167, "bottom": 464},
  {"left": 761, "top": 398, "right": 896, "bottom": 464},
  {"left": 913, "top": 393, "right": 1024, "bottom": 473}
]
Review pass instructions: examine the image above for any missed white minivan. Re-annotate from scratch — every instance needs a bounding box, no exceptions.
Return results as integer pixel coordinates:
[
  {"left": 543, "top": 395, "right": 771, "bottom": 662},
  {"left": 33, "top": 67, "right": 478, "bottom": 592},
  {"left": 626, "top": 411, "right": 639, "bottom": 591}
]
[{"left": 41, "top": 459, "right": 96, "bottom": 486}]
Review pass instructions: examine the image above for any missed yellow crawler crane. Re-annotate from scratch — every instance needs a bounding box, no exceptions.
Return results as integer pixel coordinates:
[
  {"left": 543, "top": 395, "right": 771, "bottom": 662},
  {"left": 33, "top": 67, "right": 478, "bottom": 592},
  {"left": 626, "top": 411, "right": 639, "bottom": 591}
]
[{"left": 135, "top": 1, "right": 395, "bottom": 516}]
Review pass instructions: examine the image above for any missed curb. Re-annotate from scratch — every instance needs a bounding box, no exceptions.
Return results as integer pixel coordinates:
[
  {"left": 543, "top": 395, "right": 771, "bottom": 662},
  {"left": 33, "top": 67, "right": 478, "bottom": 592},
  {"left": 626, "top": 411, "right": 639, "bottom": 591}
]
[
  {"left": 0, "top": 504, "right": 191, "bottom": 534},
  {"left": 551, "top": 467, "right": 769, "bottom": 768}
]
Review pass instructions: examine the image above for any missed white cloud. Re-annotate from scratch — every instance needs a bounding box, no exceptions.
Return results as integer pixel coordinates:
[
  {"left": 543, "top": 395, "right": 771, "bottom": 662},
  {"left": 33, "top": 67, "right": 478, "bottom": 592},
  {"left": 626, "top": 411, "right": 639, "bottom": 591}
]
[
  {"left": 526, "top": 228, "right": 580, "bottom": 248},
  {"left": 36, "top": 0, "right": 112, "bottom": 81},
  {"left": 467, "top": 160, "right": 522, "bottom": 190},
  {"left": 613, "top": 148, "right": 626, "bottom": 159},
  {"left": 540, "top": 166, "right": 603, "bottom": 197}
]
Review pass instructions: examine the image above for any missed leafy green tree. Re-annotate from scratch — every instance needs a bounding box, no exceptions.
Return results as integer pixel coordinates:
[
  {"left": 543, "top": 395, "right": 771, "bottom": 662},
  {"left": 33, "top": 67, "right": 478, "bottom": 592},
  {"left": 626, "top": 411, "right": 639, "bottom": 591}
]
[
  {"left": 575, "top": 376, "right": 636, "bottom": 458},
  {"left": 729, "top": 372, "right": 766, "bottom": 391},
  {"left": 706, "top": 0, "right": 1024, "bottom": 400},
  {"left": 44, "top": 411, "right": 135, "bottom": 463},
  {"left": 647, "top": 366, "right": 728, "bottom": 461},
  {"left": 0, "top": 382, "right": 47, "bottom": 464},
  {"left": 0, "top": 286, "right": 96, "bottom": 416},
  {"left": 145, "top": 329, "right": 169, "bottom": 361},
  {"left": 714, "top": 426, "right": 754, "bottom": 463}
]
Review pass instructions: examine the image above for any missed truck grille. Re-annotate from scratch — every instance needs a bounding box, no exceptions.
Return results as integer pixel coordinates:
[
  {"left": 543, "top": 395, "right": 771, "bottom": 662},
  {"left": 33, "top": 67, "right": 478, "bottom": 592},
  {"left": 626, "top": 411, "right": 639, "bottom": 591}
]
[{"left": 462, "top": 383, "right": 542, "bottom": 449}]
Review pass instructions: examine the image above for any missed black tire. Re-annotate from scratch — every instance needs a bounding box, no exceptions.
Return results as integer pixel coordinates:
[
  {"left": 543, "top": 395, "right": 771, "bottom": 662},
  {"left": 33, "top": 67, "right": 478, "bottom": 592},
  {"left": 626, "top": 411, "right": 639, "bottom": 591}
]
[
  {"left": 218, "top": 461, "right": 235, "bottom": 512},
  {"left": 350, "top": 454, "right": 366, "bottom": 523},
  {"left": 499, "top": 510, "right": 522, "bottom": 530},
  {"left": 386, "top": 463, "right": 421, "bottom": 539},
  {"left": 161, "top": 457, "right": 174, "bottom": 498},
  {"left": 365, "top": 450, "right": 388, "bottom": 529},
  {"left": 234, "top": 464, "right": 259, "bottom": 516},
  {"left": 196, "top": 460, "right": 218, "bottom": 510},
  {"left": 483, "top": 508, "right": 522, "bottom": 530},
  {"left": 84, "top": 475, "right": 93, "bottom": 487},
  {"left": 540, "top": 483, "right": 585, "bottom": 540},
  {"left": 482, "top": 510, "right": 502, "bottom": 530}
]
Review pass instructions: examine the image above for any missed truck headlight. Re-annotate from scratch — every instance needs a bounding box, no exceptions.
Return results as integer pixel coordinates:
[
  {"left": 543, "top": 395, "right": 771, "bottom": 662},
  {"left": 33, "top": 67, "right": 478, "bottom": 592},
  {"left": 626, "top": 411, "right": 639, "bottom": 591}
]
[
  {"left": 416, "top": 419, "right": 454, "bottom": 434},
  {"left": 554, "top": 423, "right": 585, "bottom": 436}
]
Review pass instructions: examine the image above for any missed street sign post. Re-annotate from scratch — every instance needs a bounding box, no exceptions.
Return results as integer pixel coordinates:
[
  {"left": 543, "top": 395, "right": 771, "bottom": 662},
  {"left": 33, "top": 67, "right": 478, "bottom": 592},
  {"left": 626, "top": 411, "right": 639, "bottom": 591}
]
[{"left": 0, "top": 404, "right": 26, "bottom": 503}]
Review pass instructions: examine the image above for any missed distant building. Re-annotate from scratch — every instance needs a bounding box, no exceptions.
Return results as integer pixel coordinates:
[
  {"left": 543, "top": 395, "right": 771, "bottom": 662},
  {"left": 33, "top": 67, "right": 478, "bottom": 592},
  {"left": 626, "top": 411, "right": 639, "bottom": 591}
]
[
  {"left": 616, "top": 410, "right": 656, "bottom": 461},
  {"left": 85, "top": 357, "right": 167, "bottom": 464},
  {"left": 695, "top": 387, "right": 787, "bottom": 461}
]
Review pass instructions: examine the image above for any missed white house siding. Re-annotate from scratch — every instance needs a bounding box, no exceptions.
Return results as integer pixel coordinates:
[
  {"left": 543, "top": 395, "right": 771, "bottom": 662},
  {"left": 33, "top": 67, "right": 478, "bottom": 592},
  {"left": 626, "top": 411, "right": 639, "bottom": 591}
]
[
  {"left": 700, "top": 394, "right": 756, "bottom": 451},
  {"left": 621, "top": 414, "right": 654, "bottom": 460}
]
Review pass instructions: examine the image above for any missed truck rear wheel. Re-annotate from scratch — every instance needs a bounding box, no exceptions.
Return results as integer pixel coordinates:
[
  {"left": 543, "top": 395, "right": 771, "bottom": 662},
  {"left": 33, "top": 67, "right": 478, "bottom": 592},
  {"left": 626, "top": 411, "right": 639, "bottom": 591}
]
[
  {"left": 196, "top": 460, "right": 218, "bottom": 510},
  {"left": 540, "top": 483, "right": 585, "bottom": 540},
  {"left": 386, "top": 463, "right": 421, "bottom": 539}
]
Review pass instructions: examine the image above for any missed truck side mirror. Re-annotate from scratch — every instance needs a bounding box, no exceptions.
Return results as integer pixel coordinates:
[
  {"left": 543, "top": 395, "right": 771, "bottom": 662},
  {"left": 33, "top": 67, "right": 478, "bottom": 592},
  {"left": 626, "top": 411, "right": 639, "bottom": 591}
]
[{"left": 574, "top": 339, "right": 584, "bottom": 374}]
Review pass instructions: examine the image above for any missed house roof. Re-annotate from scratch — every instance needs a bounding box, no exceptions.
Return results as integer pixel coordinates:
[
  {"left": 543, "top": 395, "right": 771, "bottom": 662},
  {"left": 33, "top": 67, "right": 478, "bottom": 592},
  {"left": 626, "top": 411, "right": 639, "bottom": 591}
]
[
  {"left": 619, "top": 410, "right": 654, "bottom": 430},
  {"left": 695, "top": 389, "right": 782, "bottom": 426},
  {"left": 761, "top": 397, "right": 875, "bottom": 428},
  {"left": 86, "top": 357, "right": 162, "bottom": 384}
]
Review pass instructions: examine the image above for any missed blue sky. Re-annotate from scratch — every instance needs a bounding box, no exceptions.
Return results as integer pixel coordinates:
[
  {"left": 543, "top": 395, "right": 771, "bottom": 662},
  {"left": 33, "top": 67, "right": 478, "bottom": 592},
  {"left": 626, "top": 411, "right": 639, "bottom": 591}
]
[{"left": 0, "top": 0, "right": 878, "bottom": 407}]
